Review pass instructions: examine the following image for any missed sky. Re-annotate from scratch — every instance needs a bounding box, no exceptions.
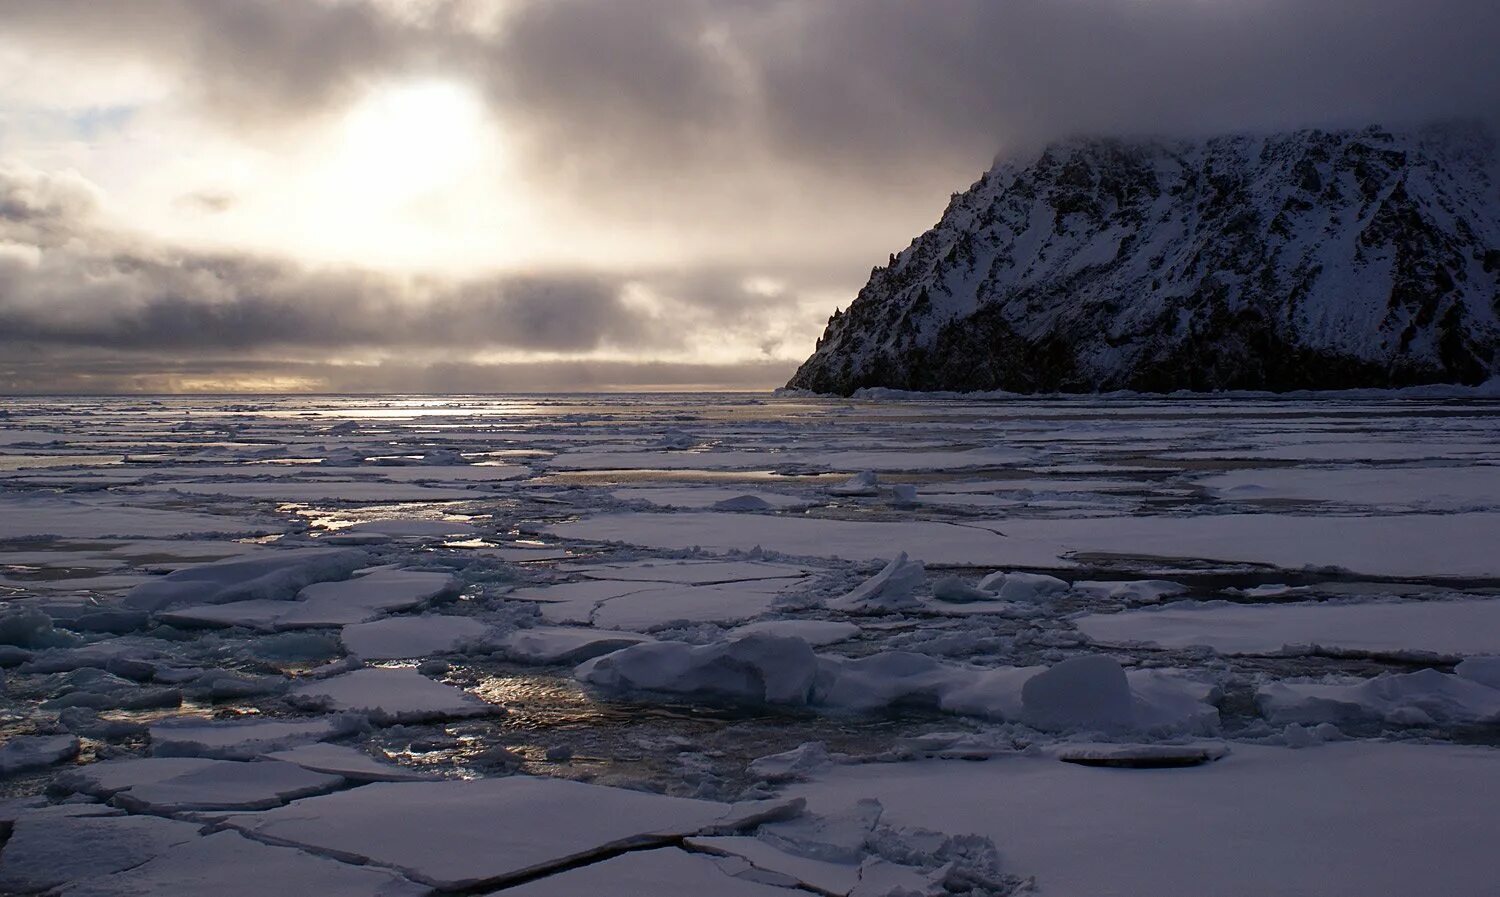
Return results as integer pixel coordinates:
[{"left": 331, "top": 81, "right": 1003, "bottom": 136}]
[{"left": 1, "top": 0, "right": 1498, "bottom": 393}]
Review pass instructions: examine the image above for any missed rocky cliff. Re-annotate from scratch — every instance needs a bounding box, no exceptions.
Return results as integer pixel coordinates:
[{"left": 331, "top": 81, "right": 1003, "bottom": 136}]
[{"left": 788, "top": 123, "right": 1500, "bottom": 394}]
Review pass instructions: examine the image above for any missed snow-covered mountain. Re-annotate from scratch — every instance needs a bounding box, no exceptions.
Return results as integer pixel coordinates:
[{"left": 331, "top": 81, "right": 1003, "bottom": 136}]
[{"left": 789, "top": 123, "right": 1500, "bottom": 394}]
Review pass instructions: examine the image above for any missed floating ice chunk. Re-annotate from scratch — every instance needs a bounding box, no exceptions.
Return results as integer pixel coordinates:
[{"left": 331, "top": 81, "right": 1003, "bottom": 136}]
[
  {"left": 163, "top": 569, "right": 460, "bottom": 631},
  {"left": 499, "top": 847, "right": 799, "bottom": 897},
  {"left": 612, "top": 488, "right": 814, "bottom": 511},
  {"left": 571, "top": 559, "right": 813, "bottom": 585},
  {"left": 929, "top": 576, "right": 994, "bottom": 603},
  {"left": 326, "top": 518, "right": 477, "bottom": 541},
  {"left": 223, "top": 775, "right": 786, "bottom": 891},
  {"left": 1072, "top": 579, "right": 1189, "bottom": 604},
  {"left": 589, "top": 580, "right": 799, "bottom": 631},
  {"left": 0, "top": 608, "right": 76, "bottom": 649},
  {"left": 260, "top": 743, "right": 432, "bottom": 782},
  {"left": 1455, "top": 655, "right": 1500, "bottom": 690},
  {"left": 497, "top": 626, "right": 653, "bottom": 665},
  {"left": 56, "top": 829, "right": 427, "bottom": 897},
  {"left": 110, "top": 760, "right": 345, "bottom": 813},
  {"left": 149, "top": 715, "right": 364, "bottom": 760},
  {"left": 1055, "top": 742, "right": 1230, "bottom": 768},
  {"left": 339, "top": 615, "right": 493, "bottom": 660},
  {"left": 278, "top": 569, "right": 458, "bottom": 629},
  {"left": 288, "top": 667, "right": 502, "bottom": 724},
  {"left": 977, "top": 571, "right": 1069, "bottom": 603},
  {"left": 0, "top": 734, "right": 80, "bottom": 775},
  {"left": 747, "top": 741, "right": 841, "bottom": 783},
  {"left": 1021, "top": 656, "right": 1135, "bottom": 732},
  {"left": 1228, "top": 584, "right": 1313, "bottom": 599},
  {"left": 815, "top": 652, "right": 1013, "bottom": 714},
  {"left": 155, "top": 600, "right": 291, "bottom": 630},
  {"left": 829, "top": 470, "right": 880, "bottom": 497},
  {"left": 728, "top": 620, "right": 861, "bottom": 646},
  {"left": 123, "top": 548, "right": 367, "bottom": 612},
  {"left": 20, "top": 638, "right": 165, "bottom": 674},
  {"left": 712, "top": 495, "right": 776, "bottom": 511},
  {"left": 828, "top": 554, "right": 925, "bottom": 613},
  {"left": 1258, "top": 669, "right": 1500, "bottom": 726},
  {"left": 577, "top": 634, "right": 819, "bottom": 705},
  {"left": 890, "top": 484, "right": 919, "bottom": 506},
  {"left": 0, "top": 812, "right": 200, "bottom": 893}
]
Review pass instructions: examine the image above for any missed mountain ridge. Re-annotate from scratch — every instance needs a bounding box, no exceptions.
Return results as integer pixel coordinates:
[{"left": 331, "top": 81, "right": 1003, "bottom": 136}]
[{"left": 788, "top": 122, "right": 1500, "bottom": 394}]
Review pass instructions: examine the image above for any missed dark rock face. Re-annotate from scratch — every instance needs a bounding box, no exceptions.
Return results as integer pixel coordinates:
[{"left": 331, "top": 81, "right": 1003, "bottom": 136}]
[{"left": 789, "top": 124, "right": 1500, "bottom": 395}]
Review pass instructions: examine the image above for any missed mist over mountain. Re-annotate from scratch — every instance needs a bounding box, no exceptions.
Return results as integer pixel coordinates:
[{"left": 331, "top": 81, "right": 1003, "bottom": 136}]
[{"left": 789, "top": 123, "right": 1500, "bottom": 394}]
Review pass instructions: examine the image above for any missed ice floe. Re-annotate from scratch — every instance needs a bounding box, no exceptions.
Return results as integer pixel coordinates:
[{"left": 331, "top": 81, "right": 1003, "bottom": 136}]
[
  {"left": 287, "top": 667, "right": 502, "bottom": 724},
  {"left": 149, "top": 715, "right": 365, "bottom": 759},
  {"left": 339, "top": 615, "right": 493, "bottom": 660},
  {"left": 1257, "top": 669, "right": 1500, "bottom": 726},
  {"left": 124, "top": 548, "right": 367, "bottom": 613},
  {"left": 1078, "top": 598, "right": 1500, "bottom": 658},
  {"left": 792, "top": 742, "right": 1500, "bottom": 897},
  {"left": 0, "top": 734, "right": 80, "bottom": 776},
  {"left": 222, "top": 775, "right": 797, "bottom": 891},
  {"left": 56, "top": 829, "right": 427, "bottom": 897}
]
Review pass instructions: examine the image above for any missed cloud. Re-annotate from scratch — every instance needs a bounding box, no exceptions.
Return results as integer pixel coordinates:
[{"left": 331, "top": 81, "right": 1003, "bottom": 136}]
[
  {"left": 11, "top": 0, "right": 1498, "bottom": 181},
  {"left": 0, "top": 163, "right": 813, "bottom": 391}
]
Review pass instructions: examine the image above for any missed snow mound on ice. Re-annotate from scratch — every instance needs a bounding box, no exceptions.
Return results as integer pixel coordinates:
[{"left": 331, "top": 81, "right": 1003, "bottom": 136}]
[
  {"left": 580, "top": 635, "right": 1217, "bottom": 734},
  {"left": 978, "top": 571, "right": 1070, "bottom": 603},
  {"left": 576, "top": 634, "right": 820, "bottom": 705},
  {"left": 1258, "top": 668, "right": 1500, "bottom": 726},
  {"left": 1021, "top": 655, "right": 1134, "bottom": 731},
  {"left": 1455, "top": 655, "right": 1500, "bottom": 690}
]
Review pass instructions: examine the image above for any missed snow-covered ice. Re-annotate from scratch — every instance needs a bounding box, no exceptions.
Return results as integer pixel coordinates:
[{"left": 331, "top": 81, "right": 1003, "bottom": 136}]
[
  {"left": 1078, "top": 598, "right": 1500, "bottom": 657},
  {"left": 223, "top": 775, "right": 795, "bottom": 890},
  {"left": 56, "top": 829, "right": 427, "bottom": 897},
  {"left": 3, "top": 393, "right": 1498, "bottom": 896}
]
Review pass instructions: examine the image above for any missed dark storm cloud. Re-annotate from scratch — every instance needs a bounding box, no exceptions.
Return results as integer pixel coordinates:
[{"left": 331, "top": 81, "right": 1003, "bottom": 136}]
[
  {"left": 0, "top": 0, "right": 424, "bottom": 122},
  {"left": 8, "top": 0, "right": 1497, "bottom": 167}
]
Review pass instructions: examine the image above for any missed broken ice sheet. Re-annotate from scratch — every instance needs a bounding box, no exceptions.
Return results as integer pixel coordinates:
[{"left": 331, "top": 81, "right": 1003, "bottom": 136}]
[
  {"left": 56, "top": 830, "right": 427, "bottom": 897},
  {"left": 221, "top": 775, "right": 797, "bottom": 890}
]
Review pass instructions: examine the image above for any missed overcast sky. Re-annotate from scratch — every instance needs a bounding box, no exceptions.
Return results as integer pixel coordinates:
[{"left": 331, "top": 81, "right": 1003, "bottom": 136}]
[{"left": 2, "top": 0, "right": 1497, "bottom": 393}]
